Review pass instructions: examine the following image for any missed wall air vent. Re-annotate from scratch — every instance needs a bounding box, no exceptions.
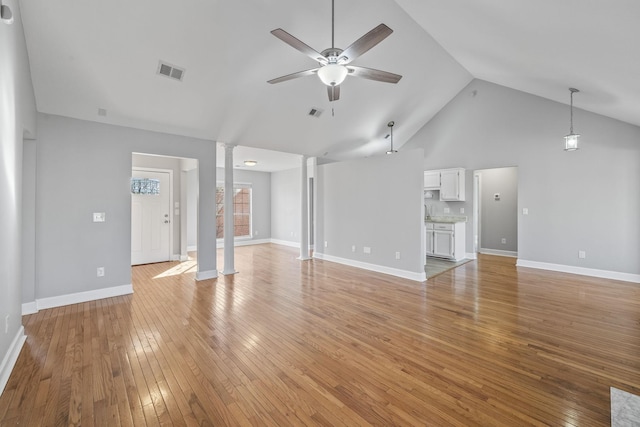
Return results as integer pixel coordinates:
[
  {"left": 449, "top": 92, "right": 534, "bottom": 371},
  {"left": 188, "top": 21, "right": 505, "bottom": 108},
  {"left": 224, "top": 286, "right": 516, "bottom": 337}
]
[
  {"left": 308, "top": 107, "right": 323, "bottom": 118},
  {"left": 157, "top": 61, "right": 185, "bottom": 82}
]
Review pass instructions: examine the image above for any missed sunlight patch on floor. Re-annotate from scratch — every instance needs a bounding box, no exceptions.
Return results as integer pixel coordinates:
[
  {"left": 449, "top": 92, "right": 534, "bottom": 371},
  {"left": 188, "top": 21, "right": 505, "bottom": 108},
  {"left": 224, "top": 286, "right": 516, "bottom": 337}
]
[{"left": 154, "top": 259, "right": 197, "bottom": 278}]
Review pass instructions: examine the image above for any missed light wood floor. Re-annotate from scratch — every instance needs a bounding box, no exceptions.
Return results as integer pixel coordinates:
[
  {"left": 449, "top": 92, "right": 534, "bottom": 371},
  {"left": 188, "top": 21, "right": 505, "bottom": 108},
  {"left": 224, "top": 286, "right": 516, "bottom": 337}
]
[{"left": 2, "top": 245, "right": 639, "bottom": 426}]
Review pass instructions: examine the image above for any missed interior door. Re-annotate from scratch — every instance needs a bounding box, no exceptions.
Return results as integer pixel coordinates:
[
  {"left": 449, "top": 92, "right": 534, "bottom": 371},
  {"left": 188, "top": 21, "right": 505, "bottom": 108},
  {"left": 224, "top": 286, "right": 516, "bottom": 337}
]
[{"left": 131, "top": 170, "right": 171, "bottom": 265}]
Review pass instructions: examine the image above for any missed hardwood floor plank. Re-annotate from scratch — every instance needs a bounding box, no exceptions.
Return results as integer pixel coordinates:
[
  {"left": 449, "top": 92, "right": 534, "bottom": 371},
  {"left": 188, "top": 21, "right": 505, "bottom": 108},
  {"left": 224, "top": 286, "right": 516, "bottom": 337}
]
[{"left": 2, "top": 247, "right": 639, "bottom": 425}]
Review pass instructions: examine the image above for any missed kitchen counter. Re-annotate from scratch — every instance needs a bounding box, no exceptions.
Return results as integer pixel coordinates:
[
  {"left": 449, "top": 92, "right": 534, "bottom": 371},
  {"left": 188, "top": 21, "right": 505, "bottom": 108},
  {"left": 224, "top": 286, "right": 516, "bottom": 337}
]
[{"left": 425, "top": 216, "right": 467, "bottom": 224}]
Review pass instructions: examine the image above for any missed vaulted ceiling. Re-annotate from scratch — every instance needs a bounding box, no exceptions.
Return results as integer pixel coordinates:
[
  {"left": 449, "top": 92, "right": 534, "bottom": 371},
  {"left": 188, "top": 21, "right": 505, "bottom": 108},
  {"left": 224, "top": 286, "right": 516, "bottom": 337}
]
[{"left": 19, "top": 0, "right": 640, "bottom": 168}]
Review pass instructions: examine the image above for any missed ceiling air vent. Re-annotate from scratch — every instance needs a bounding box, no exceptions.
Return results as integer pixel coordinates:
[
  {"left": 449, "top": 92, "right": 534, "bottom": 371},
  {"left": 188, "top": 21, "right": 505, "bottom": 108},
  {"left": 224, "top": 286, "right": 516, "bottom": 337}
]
[
  {"left": 308, "top": 107, "right": 323, "bottom": 118},
  {"left": 157, "top": 61, "right": 185, "bottom": 82}
]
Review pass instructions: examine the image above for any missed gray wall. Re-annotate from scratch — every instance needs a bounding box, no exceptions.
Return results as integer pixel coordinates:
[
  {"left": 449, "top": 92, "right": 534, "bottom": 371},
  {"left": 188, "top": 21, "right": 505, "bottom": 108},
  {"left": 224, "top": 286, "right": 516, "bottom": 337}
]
[
  {"left": 477, "top": 167, "right": 518, "bottom": 253},
  {"left": 1, "top": 0, "right": 37, "bottom": 386},
  {"left": 187, "top": 168, "right": 198, "bottom": 248},
  {"left": 403, "top": 79, "right": 640, "bottom": 274},
  {"left": 316, "top": 149, "right": 425, "bottom": 274},
  {"left": 271, "top": 167, "right": 301, "bottom": 244},
  {"left": 21, "top": 140, "right": 37, "bottom": 304},
  {"left": 33, "top": 113, "right": 217, "bottom": 300},
  {"left": 215, "top": 167, "right": 272, "bottom": 241}
]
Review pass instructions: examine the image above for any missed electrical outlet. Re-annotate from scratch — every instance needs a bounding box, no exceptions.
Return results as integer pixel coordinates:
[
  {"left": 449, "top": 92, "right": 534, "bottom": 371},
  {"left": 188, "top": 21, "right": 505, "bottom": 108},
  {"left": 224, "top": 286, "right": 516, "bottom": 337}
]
[
  {"left": 501, "top": 238, "right": 507, "bottom": 244},
  {"left": 254, "top": 230, "right": 259, "bottom": 236},
  {"left": 324, "top": 241, "right": 328, "bottom": 248},
  {"left": 395, "top": 252, "right": 401, "bottom": 260},
  {"left": 4, "top": 315, "right": 9, "bottom": 334},
  {"left": 351, "top": 245, "right": 356, "bottom": 252},
  {"left": 363, "top": 247, "right": 371, "bottom": 254},
  {"left": 93, "top": 212, "right": 106, "bottom": 222},
  {"left": 444, "top": 207, "right": 450, "bottom": 214},
  {"left": 460, "top": 208, "right": 465, "bottom": 214},
  {"left": 522, "top": 208, "right": 529, "bottom": 215},
  {"left": 97, "top": 267, "right": 105, "bottom": 277},
  {"left": 578, "top": 251, "right": 586, "bottom": 259}
]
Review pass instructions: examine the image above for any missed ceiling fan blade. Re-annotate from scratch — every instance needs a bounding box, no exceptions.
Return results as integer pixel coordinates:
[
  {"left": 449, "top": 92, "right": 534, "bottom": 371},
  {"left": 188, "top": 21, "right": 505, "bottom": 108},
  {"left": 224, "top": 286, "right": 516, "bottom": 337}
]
[
  {"left": 347, "top": 66, "right": 402, "bottom": 84},
  {"left": 268, "top": 68, "right": 319, "bottom": 84},
  {"left": 338, "top": 24, "right": 393, "bottom": 64},
  {"left": 327, "top": 85, "right": 340, "bottom": 102},
  {"left": 271, "top": 29, "right": 327, "bottom": 64}
]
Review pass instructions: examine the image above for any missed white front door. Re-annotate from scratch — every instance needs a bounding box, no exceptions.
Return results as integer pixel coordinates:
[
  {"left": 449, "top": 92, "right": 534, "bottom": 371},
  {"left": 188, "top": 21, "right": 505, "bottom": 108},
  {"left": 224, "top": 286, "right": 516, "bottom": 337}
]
[{"left": 131, "top": 170, "right": 171, "bottom": 265}]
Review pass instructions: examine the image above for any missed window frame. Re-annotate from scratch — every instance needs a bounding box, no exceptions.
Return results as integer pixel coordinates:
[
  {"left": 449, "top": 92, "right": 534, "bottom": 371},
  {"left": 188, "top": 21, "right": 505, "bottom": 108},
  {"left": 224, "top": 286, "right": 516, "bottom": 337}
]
[{"left": 215, "top": 182, "right": 253, "bottom": 240}]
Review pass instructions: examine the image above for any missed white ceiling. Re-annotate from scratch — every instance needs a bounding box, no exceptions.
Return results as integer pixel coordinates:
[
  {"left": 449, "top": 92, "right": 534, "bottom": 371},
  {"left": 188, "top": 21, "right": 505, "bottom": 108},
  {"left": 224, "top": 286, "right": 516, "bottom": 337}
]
[{"left": 19, "top": 0, "right": 640, "bottom": 171}]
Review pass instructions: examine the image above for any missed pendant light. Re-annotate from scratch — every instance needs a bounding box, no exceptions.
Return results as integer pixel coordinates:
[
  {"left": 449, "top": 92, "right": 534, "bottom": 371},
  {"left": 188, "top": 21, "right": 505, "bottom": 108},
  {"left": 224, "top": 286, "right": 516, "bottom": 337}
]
[
  {"left": 386, "top": 121, "right": 397, "bottom": 154},
  {"left": 564, "top": 88, "right": 580, "bottom": 151}
]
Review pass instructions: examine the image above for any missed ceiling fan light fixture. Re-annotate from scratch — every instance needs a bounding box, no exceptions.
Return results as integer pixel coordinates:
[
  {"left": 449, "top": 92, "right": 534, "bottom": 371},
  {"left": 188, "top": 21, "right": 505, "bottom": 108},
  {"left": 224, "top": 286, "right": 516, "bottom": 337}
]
[{"left": 317, "top": 64, "right": 348, "bottom": 86}]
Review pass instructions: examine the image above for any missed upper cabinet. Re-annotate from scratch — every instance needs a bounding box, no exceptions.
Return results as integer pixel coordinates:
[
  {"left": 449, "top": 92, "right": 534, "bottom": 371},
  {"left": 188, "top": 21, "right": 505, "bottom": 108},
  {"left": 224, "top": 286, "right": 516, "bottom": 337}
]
[
  {"left": 423, "top": 171, "right": 441, "bottom": 189},
  {"left": 424, "top": 168, "right": 466, "bottom": 201}
]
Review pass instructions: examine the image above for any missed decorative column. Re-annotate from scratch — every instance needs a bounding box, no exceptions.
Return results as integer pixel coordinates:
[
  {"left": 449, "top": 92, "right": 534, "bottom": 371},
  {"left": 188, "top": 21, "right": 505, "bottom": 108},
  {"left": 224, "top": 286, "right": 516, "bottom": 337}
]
[
  {"left": 222, "top": 143, "right": 237, "bottom": 275},
  {"left": 298, "top": 155, "right": 310, "bottom": 260}
]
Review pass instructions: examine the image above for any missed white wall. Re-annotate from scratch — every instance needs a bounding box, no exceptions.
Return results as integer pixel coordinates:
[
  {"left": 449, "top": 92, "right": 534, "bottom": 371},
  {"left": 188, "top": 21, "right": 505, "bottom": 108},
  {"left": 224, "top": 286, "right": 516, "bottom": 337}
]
[
  {"left": 32, "top": 113, "right": 217, "bottom": 302},
  {"left": 404, "top": 79, "right": 640, "bottom": 277},
  {"left": 0, "top": 0, "right": 37, "bottom": 393},
  {"left": 271, "top": 167, "right": 301, "bottom": 244},
  {"left": 315, "top": 149, "right": 425, "bottom": 279}
]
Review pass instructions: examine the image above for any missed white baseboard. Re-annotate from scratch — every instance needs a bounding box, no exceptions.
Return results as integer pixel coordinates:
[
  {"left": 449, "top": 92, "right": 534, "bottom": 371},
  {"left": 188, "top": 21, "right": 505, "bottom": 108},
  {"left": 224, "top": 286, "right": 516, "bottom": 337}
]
[
  {"left": 0, "top": 326, "right": 26, "bottom": 396},
  {"left": 187, "top": 245, "right": 197, "bottom": 252},
  {"left": 21, "top": 301, "right": 37, "bottom": 316},
  {"left": 465, "top": 252, "right": 477, "bottom": 260},
  {"left": 216, "top": 238, "right": 272, "bottom": 249},
  {"left": 29, "top": 284, "right": 134, "bottom": 313},
  {"left": 314, "top": 252, "right": 427, "bottom": 282},
  {"left": 516, "top": 259, "right": 640, "bottom": 283},
  {"left": 196, "top": 269, "right": 218, "bottom": 281},
  {"left": 480, "top": 248, "right": 518, "bottom": 258},
  {"left": 270, "top": 239, "right": 300, "bottom": 249}
]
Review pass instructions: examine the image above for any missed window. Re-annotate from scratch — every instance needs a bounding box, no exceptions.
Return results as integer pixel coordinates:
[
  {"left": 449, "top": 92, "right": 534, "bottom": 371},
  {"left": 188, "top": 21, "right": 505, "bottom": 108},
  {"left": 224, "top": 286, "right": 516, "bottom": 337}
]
[
  {"left": 216, "top": 184, "right": 251, "bottom": 239},
  {"left": 130, "top": 177, "right": 160, "bottom": 195}
]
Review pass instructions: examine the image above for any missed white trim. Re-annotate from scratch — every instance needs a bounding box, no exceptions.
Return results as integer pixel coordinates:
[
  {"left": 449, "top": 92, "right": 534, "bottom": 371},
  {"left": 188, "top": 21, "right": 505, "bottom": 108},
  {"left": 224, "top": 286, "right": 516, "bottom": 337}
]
[
  {"left": 314, "top": 252, "right": 427, "bottom": 282},
  {"left": 270, "top": 239, "right": 300, "bottom": 249},
  {"left": 35, "top": 284, "right": 133, "bottom": 311},
  {"left": 196, "top": 270, "right": 218, "bottom": 281},
  {"left": 21, "top": 301, "right": 37, "bottom": 316},
  {"left": 171, "top": 254, "right": 181, "bottom": 261},
  {"left": 187, "top": 245, "right": 197, "bottom": 252},
  {"left": 179, "top": 254, "right": 189, "bottom": 261},
  {"left": 216, "top": 238, "right": 272, "bottom": 249},
  {"left": 465, "top": 252, "right": 478, "bottom": 260},
  {"left": 516, "top": 259, "right": 640, "bottom": 284},
  {"left": 0, "top": 326, "right": 26, "bottom": 396},
  {"left": 480, "top": 248, "right": 518, "bottom": 258}
]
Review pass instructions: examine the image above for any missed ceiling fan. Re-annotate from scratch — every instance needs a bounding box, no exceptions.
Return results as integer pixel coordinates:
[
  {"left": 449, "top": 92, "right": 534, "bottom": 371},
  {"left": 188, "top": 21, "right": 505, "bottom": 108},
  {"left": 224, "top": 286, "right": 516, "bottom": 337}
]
[{"left": 267, "top": 0, "right": 402, "bottom": 102}]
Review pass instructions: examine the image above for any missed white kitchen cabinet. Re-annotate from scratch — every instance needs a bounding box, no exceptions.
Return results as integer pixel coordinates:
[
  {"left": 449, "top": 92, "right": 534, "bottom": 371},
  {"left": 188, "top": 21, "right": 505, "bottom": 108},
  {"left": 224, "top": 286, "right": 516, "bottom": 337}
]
[
  {"left": 425, "top": 223, "right": 434, "bottom": 255},
  {"left": 425, "top": 221, "right": 466, "bottom": 261},
  {"left": 423, "top": 168, "right": 466, "bottom": 201},
  {"left": 423, "top": 171, "right": 440, "bottom": 189},
  {"left": 439, "top": 168, "right": 465, "bottom": 201}
]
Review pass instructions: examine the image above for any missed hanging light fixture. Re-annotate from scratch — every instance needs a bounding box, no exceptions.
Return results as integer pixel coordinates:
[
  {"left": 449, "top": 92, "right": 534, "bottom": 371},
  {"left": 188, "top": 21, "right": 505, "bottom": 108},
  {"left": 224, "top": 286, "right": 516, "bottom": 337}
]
[
  {"left": 564, "top": 88, "right": 580, "bottom": 151},
  {"left": 386, "top": 121, "right": 397, "bottom": 154}
]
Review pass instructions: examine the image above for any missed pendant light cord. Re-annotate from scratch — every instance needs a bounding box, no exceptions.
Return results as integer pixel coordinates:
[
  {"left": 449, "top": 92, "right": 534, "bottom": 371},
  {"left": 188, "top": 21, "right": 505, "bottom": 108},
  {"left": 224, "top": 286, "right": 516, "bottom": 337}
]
[{"left": 569, "top": 88, "right": 579, "bottom": 134}]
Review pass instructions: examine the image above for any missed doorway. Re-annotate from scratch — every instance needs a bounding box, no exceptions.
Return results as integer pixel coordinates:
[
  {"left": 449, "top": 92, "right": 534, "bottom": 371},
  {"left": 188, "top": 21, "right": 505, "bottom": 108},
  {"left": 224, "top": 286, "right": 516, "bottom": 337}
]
[
  {"left": 473, "top": 167, "right": 518, "bottom": 257},
  {"left": 131, "top": 168, "right": 173, "bottom": 265}
]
